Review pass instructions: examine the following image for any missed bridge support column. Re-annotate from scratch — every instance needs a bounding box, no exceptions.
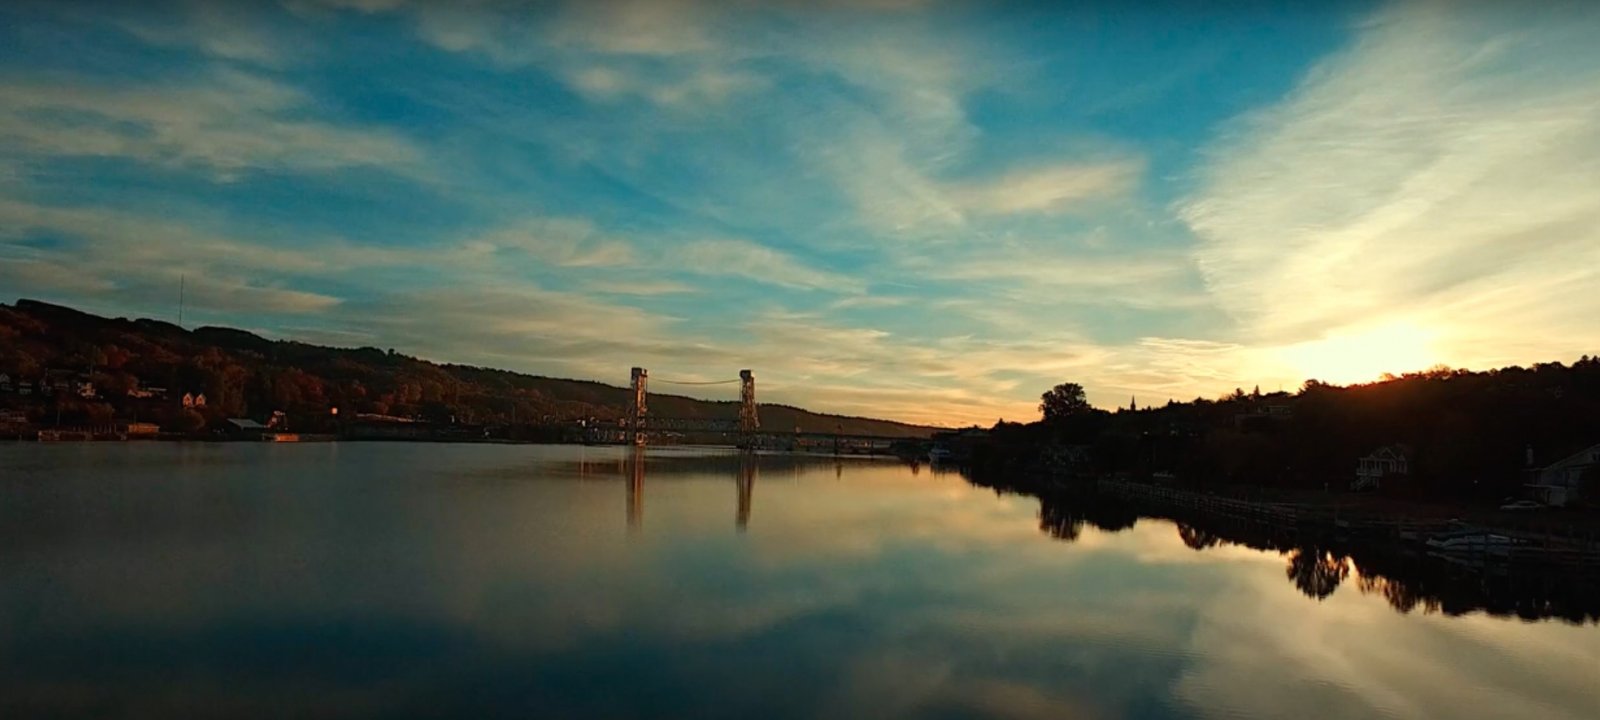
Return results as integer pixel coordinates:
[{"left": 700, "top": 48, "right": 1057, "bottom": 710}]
[
  {"left": 628, "top": 367, "right": 648, "bottom": 446},
  {"left": 738, "top": 369, "right": 758, "bottom": 448}
]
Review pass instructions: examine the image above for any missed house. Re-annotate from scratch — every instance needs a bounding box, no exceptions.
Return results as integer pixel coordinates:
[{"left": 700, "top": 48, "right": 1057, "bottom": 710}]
[
  {"left": 0, "top": 373, "right": 11, "bottom": 392},
  {"left": 181, "top": 392, "right": 208, "bottom": 409},
  {"left": 194, "top": 393, "right": 207, "bottom": 408},
  {"left": 1526, "top": 443, "right": 1599, "bottom": 507},
  {"left": 17, "top": 379, "right": 33, "bottom": 396},
  {"left": 75, "top": 381, "right": 97, "bottom": 399},
  {"left": 1354, "top": 445, "right": 1411, "bottom": 491}
]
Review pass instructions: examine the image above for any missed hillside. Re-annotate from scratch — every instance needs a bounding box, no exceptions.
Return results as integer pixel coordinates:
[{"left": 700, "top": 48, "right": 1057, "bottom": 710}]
[{"left": 0, "top": 299, "right": 937, "bottom": 438}]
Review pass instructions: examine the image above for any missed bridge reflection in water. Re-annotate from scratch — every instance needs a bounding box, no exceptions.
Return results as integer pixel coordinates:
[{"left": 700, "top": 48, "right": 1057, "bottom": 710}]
[{"left": 620, "top": 447, "right": 761, "bottom": 533}]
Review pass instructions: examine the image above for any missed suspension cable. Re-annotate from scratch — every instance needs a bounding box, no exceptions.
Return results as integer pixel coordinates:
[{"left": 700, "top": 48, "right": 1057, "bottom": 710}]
[{"left": 652, "top": 378, "right": 741, "bottom": 386}]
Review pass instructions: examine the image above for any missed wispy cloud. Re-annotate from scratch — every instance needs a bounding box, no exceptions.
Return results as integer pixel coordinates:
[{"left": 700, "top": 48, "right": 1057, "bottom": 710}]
[
  {"left": 567, "top": 64, "right": 765, "bottom": 109},
  {"left": 949, "top": 159, "right": 1143, "bottom": 216},
  {"left": 1182, "top": 1, "right": 1600, "bottom": 373},
  {"left": 674, "top": 238, "right": 863, "bottom": 292},
  {"left": 115, "top": 1, "right": 289, "bottom": 66},
  {"left": 466, "top": 218, "right": 636, "bottom": 268},
  {"left": 586, "top": 279, "right": 699, "bottom": 296},
  {"left": 0, "top": 69, "right": 421, "bottom": 179}
]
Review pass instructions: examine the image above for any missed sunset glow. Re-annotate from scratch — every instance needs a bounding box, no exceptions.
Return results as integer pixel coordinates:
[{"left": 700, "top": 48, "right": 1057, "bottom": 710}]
[
  {"left": 1, "top": 1, "right": 1598, "bottom": 425},
  {"left": 1278, "top": 321, "right": 1440, "bottom": 387}
]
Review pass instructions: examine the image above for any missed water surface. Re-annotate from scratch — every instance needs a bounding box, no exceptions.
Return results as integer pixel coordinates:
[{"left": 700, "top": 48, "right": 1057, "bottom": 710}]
[{"left": 2, "top": 443, "right": 1596, "bottom": 719}]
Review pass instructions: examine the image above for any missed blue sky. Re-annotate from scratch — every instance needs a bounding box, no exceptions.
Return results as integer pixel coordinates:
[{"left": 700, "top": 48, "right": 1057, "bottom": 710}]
[{"left": 3, "top": 0, "right": 1599, "bottom": 425}]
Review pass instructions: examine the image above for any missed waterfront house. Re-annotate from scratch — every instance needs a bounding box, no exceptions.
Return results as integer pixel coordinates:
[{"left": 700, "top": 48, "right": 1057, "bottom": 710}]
[
  {"left": 1354, "top": 445, "right": 1411, "bottom": 491},
  {"left": 1526, "top": 443, "right": 1598, "bottom": 507},
  {"left": 0, "top": 373, "right": 10, "bottom": 392},
  {"left": 182, "top": 392, "right": 208, "bottom": 408},
  {"left": 17, "top": 379, "right": 33, "bottom": 396}
]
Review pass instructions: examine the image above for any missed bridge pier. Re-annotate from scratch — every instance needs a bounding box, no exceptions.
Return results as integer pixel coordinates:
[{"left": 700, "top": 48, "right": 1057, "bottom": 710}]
[{"left": 628, "top": 367, "right": 648, "bottom": 446}]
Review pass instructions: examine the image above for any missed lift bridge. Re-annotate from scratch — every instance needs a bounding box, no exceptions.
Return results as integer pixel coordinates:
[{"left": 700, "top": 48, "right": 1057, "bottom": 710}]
[{"left": 589, "top": 367, "right": 897, "bottom": 452}]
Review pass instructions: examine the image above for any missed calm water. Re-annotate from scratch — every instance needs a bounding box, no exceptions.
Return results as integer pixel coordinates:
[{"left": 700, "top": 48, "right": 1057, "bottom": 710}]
[{"left": 2, "top": 443, "right": 1596, "bottom": 719}]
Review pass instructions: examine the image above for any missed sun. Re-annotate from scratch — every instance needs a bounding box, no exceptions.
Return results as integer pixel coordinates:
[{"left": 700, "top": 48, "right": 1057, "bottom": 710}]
[{"left": 1278, "top": 320, "right": 1439, "bottom": 386}]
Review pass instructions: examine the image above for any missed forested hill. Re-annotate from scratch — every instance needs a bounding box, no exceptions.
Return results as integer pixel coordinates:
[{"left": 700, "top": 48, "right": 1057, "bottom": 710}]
[{"left": 0, "top": 299, "right": 938, "bottom": 437}]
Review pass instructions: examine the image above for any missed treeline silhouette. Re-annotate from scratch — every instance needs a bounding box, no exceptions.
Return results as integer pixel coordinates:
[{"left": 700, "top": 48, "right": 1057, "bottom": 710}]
[
  {"left": 0, "top": 299, "right": 933, "bottom": 437},
  {"left": 975, "top": 360, "right": 1600, "bottom": 505}
]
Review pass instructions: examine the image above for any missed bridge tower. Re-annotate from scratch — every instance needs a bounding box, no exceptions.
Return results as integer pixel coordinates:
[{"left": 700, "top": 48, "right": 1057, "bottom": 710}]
[
  {"left": 628, "top": 367, "right": 648, "bottom": 446},
  {"left": 739, "top": 369, "right": 759, "bottom": 434},
  {"left": 736, "top": 451, "right": 756, "bottom": 532}
]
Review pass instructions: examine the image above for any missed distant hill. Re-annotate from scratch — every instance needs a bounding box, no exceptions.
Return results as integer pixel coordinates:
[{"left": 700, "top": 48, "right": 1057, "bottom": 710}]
[{"left": 0, "top": 299, "right": 938, "bottom": 438}]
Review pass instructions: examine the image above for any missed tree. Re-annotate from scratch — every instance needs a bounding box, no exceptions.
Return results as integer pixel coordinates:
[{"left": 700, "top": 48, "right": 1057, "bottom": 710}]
[
  {"left": 173, "top": 409, "right": 207, "bottom": 433},
  {"left": 1040, "top": 382, "right": 1092, "bottom": 421},
  {"left": 1286, "top": 547, "right": 1350, "bottom": 601}
]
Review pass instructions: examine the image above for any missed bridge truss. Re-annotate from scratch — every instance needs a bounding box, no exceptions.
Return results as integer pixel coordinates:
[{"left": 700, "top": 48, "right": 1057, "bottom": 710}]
[{"left": 626, "top": 367, "right": 759, "bottom": 447}]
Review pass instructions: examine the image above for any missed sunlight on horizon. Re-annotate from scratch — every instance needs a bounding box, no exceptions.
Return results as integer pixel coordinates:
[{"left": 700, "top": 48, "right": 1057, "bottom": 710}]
[{"left": 1276, "top": 320, "right": 1440, "bottom": 386}]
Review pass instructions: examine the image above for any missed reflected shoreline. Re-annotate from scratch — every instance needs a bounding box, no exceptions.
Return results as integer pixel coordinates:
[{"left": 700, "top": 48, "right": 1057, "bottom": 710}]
[{"left": 969, "top": 472, "right": 1600, "bottom": 625}]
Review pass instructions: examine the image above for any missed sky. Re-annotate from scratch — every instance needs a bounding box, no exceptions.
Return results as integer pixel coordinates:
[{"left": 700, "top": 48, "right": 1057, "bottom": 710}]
[{"left": 2, "top": 0, "right": 1598, "bottom": 427}]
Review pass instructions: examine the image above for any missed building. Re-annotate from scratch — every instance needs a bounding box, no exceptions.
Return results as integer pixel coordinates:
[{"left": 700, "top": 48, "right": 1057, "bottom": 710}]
[
  {"left": 127, "top": 383, "right": 168, "bottom": 400},
  {"left": 223, "top": 418, "right": 269, "bottom": 438},
  {"left": 1354, "top": 445, "right": 1411, "bottom": 491},
  {"left": 1527, "top": 443, "right": 1598, "bottom": 507},
  {"left": 75, "top": 381, "right": 97, "bottom": 399},
  {"left": 0, "top": 373, "right": 11, "bottom": 392},
  {"left": 117, "top": 422, "right": 160, "bottom": 437},
  {"left": 181, "top": 392, "right": 208, "bottom": 409}
]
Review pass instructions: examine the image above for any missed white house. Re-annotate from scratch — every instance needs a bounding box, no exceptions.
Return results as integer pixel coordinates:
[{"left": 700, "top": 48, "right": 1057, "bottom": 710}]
[
  {"left": 0, "top": 373, "right": 10, "bottom": 392},
  {"left": 1354, "top": 445, "right": 1411, "bottom": 490},
  {"left": 1528, "top": 443, "right": 1598, "bottom": 507}
]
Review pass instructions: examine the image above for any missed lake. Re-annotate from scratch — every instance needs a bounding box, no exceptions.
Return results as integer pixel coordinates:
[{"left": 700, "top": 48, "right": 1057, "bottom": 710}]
[{"left": 2, "top": 443, "right": 1596, "bottom": 719}]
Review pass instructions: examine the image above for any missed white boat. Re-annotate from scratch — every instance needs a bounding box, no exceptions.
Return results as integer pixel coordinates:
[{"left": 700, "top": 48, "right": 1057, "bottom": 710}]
[{"left": 1425, "top": 531, "right": 1523, "bottom": 557}]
